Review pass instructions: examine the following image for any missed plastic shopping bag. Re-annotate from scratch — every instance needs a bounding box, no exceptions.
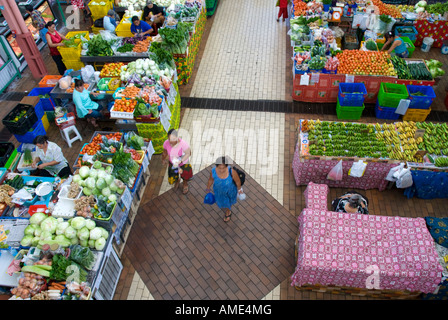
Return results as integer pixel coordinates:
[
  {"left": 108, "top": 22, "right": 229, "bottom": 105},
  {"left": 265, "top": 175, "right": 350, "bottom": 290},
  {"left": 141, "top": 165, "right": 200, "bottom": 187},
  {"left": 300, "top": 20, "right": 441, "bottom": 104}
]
[
  {"left": 385, "top": 163, "right": 405, "bottom": 182},
  {"left": 348, "top": 160, "right": 367, "bottom": 178},
  {"left": 395, "top": 168, "right": 413, "bottom": 188},
  {"left": 204, "top": 192, "right": 216, "bottom": 205},
  {"left": 327, "top": 160, "right": 343, "bottom": 181}
]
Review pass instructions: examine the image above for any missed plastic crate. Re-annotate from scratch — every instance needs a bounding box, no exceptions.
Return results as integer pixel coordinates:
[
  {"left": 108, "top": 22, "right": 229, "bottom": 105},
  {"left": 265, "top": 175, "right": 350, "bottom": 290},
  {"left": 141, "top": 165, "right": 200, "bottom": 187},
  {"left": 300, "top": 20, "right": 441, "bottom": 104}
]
[
  {"left": 13, "top": 119, "right": 46, "bottom": 144},
  {"left": 41, "top": 113, "right": 50, "bottom": 131},
  {"left": 375, "top": 102, "right": 401, "bottom": 120},
  {"left": 58, "top": 42, "right": 82, "bottom": 60},
  {"left": 0, "top": 143, "right": 15, "bottom": 168},
  {"left": 406, "top": 85, "right": 436, "bottom": 109},
  {"left": 377, "top": 82, "right": 408, "bottom": 108},
  {"left": 34, "top": 101, "right": 44, "bottom": 120},
  {"left": 110, "top": 103, "right": 135, "bottom": 119},
  {"left": 39, "top": 75, "right": 62, "bottom": 87},
  {"left": 115, "top": 21, "right": 134, "bottom": 38},
  {"left": 402, "top": 107, "right": 431, "bottom": 122},
  {"left": 401, "top": 36, "right": 415, "bottom": 58},
  {"left": 336, "top": 100, "right": 364, "bottom": 120},
  {"left": 395, "top": 26, "right": 418, "bottom": 43},
  {"left": 89, "top": 0, "right": 113, "bottom": 20},
  {"left": 97, "top": 77, "right": 112, "bottom": 91},
  {"left": 65, "top": 31, "right": 90, "bottom": 43},
  {"left": 62, "top": 59, "right": 85, "bottom": 71},
  {"left": 28, "top": 205, "right": 47, "bottom": 216},
  {"left": 338, "top": 82, "right": 367, "bottom": 107},
  {"left": 2, "top": 104, "right": 38, "bottom": 135},
  {"left": 27, "top": 87, "right": 56, "bottom": 111}
]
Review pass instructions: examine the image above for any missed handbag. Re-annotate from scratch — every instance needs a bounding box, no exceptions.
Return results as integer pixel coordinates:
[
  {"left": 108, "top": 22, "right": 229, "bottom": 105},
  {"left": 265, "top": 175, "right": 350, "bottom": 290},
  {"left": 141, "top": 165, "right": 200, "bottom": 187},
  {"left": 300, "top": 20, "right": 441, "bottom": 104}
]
[
  {"left": 233, "top": 166, "right": 246, "bottom": 186},
  {"left": 204, "top": 192, "right": 215, "bottom": 205}
]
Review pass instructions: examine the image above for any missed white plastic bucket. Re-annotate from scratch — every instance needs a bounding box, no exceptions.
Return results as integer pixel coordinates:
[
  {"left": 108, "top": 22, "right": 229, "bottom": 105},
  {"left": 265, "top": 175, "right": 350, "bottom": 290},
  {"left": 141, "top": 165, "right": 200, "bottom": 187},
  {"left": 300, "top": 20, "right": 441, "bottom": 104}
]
[{"left": 421, "top": 37, "right": 434, "bottom": 52}]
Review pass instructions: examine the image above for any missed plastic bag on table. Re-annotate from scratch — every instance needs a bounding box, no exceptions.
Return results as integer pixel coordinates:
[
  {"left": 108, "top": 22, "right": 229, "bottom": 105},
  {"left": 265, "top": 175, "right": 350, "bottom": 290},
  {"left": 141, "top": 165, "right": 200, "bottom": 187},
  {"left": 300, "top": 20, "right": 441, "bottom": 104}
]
[
  {"left": 385, "top": 163, "right": 405, "bottom": 181},
  {"left": 348, "top": 160, "right": 367, "bottom": 178},
  {"left": 81, "top": 64, "right": 95, "bottom": 83},
  {"left": 396, "top": 168, "right": 413, "bottom": 188},
  {"left": 327, "top": 160, "right": 343, "bottom": 181}
]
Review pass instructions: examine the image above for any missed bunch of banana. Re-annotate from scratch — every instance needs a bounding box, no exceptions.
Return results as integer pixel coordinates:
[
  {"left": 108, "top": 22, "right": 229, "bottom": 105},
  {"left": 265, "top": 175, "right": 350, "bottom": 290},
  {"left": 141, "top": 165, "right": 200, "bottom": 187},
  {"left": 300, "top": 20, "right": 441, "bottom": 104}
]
[{"left": 434, "top": 157, "right": 448, "bottom": 168}]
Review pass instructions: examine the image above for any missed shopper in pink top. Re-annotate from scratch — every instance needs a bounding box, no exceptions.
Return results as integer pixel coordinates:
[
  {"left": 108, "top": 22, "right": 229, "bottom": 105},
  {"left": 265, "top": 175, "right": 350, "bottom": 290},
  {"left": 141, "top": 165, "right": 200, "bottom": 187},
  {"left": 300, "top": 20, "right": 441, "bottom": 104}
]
[{"left": 162, "top": 129, "right": 193, "bottom": 194}]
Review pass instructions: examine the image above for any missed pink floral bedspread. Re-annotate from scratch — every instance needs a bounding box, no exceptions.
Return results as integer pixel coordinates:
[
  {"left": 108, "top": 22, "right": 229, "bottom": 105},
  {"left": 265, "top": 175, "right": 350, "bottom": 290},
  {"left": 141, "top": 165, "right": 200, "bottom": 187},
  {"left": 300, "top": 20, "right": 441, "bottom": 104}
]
[
  {"left": 291, "top": 209, "right": 443, "bottom": 293},
  {"left": 292, "top": 144, "right": 396, "bottom": 191}
]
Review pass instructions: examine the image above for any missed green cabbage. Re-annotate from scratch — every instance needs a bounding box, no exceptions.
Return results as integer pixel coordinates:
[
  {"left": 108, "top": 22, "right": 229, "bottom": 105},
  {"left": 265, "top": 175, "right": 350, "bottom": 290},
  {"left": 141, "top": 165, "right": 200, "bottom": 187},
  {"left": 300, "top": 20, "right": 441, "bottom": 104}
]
[
  {"left": 93, "top": 161, "right": 102, "bottom": 169},
  {"left": 88, "top": 239, "right": 96, "bottom": 248},
  {"left": 24, "top": 225, "right": 35, "bottom": 236},
  {"left": 54, "top": 235, "right": 71, "bottom": 247},
  {"left": 65, "top": 226, "right": 77, "bottom": 239},
  {"left": 21, "top": 235, "right": 33, "bottom": 247},
  {"left": 30, "top": 212, "right": 47, "bottom": 225},
  {"left": 82, "top": 187, "right": 92, "bottom": 196},
  {"left": 102, "top": 187, "right": 111, "bottom": 197},
  {"left": 77, "top": 227, "right": 90, "bottom": 241},
  {"left": 72, "top": 174, "right": 83, "bottom": 184},
  {"left": 40, "top": 216, "right": 58, "bottom": 233},
  {"left": 79, "top": 166, "right": 90, "bottom": 179},
  {"left": 33, "top": 225, "right": 42, "bottom": 237},
  {"left": 89, "top": 169, "right": 98, "bottom": 179},
  {"left": 95, "top": 237, "right": 106, "bottom": 251},
  {"left": 96, "top": 178, "right": 106, "bottom": 189},
  {"left": 85, "top": 219, "right": 96, "bottom": 230},
  {"left": 85, "top": 177, "right": 96, "bottom": 190},
  {"left": 89, "top": 227, "right": 103, "bottom": 240},
  {"left": 56, "top": 221, "right": 70, "bottom": 235},
  {"left": 71, "top": 217, "right": 86, "bottom": 230}
]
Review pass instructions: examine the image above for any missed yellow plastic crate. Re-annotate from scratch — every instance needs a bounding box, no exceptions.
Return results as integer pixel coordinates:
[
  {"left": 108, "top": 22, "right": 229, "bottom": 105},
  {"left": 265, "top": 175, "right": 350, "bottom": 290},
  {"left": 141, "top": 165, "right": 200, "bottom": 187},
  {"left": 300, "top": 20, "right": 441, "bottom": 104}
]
[
  {"left": 402, "top": 108, "right": 431, "bottom": 122},
  {"left": 65, "top": 31, "right": 90, "bottom": 43},
  {"left": 116, "top": 21, "right": 133, "bottom": 38},
  {"left": 89, "top": 0, "right": 113, "bottom": 21},
  {"left": 58, "top": 42, "right": 82, "bottom": 61},
  {"left": 41, "top": 113, "right": 50, "bottom": 131},
  {"left": 63, "top": 59, "right": 85, "bottom": 71}
]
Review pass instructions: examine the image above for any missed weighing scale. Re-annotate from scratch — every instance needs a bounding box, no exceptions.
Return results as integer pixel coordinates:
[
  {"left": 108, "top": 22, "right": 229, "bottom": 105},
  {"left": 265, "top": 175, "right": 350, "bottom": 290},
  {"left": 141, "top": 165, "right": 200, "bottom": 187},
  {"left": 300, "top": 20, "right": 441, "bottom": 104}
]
[
  {"left": 34, "top": 182, "right": 53, "bottom": 205},
  {"left": 329, "top": 7, "right": 343, "bottom": 22}
]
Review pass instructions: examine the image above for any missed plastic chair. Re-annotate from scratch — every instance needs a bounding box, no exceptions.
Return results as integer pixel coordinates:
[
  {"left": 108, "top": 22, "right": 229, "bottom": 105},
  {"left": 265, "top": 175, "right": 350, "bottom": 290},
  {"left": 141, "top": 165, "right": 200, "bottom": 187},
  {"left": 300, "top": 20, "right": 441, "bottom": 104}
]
[{"left": 55, "top": 112, "right": 82, "bottom": 148}]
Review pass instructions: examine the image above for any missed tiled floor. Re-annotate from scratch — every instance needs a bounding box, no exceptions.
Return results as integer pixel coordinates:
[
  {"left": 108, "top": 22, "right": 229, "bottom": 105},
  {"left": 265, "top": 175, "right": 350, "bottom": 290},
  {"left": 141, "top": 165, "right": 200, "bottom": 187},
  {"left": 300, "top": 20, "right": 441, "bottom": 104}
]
[
  {"left": 1, "top": 0, "right": 448, "bottom": 302},
  {"left": 189, "top": 0, "right": 288, "bottom": 101}
]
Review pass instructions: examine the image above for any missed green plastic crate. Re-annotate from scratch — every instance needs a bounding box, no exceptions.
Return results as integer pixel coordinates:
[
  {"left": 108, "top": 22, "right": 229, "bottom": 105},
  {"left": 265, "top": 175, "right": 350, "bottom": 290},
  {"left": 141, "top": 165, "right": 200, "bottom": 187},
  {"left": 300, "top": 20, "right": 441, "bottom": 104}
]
[
  {"left": 336, "top": 100, "right": 364, "bottom": 120},
  {"left": 401, "top": 36, "right": 415, "bottom": 58},
  {"left": 377, "top": 82, "right": 409, "bottom": 108}
]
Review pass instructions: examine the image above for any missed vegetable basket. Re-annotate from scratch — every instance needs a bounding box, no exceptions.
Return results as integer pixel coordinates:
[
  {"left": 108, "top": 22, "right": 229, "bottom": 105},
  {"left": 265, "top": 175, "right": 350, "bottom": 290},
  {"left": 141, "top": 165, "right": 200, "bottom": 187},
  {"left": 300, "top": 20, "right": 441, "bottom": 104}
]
[
  {"left": 28, "top": 204, "right": 47, "bottom": 216},
  {"left": 2, "top": 103, "right": 38, "bottom": 135},
  {"left": 338, "top": 82, "right": 367, "bottom": 107},
  {"left": 406, "top": 85, "right": 436, "bottom": 109},
  {"left": 375, "top": 102, "right": 401, "bottom": 120},
  {"left": 377, "top": 82, "right": 408, "bottom": 108},
  {"left": 110, "top": 104, "right": 135, "bottom": 119},
  {"left": 88, "top": 0, "right": 113, "bottom": 20},
  {"left": 58, "top": 184, "right": 83, "bottom": 201},
  {"left": 93, "top": 200, "right": 117, "bottom": 221},
  {"left": 65, "top": 31, "right": 90, "bottom": 43},
  {"left": 336, "top": 100, "right": 365, "bottom": 120},
  {"left": 38, "top": 75, "right": 62, "bottom": 88},
  {"left": 58, "top": 43, "right": 82, "bottom": 61}
]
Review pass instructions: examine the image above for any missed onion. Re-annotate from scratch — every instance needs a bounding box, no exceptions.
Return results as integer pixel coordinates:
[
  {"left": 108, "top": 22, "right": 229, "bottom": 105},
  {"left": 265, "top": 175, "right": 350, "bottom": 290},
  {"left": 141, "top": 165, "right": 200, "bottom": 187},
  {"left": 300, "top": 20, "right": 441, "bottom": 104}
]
[
  {"left": 11, "top": 288, "right": 17, "bottom": 295},
  {"left": 18, "top": 278, "right": 25, "bottom": 285}
]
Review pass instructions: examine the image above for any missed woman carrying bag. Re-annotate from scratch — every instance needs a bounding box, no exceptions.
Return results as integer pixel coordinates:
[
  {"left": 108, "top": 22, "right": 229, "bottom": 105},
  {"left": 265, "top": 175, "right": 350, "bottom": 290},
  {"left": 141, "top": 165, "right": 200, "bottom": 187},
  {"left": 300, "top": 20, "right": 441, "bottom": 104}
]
[{"left": 205, "top": 156, "right": 244, "bottom": 223}]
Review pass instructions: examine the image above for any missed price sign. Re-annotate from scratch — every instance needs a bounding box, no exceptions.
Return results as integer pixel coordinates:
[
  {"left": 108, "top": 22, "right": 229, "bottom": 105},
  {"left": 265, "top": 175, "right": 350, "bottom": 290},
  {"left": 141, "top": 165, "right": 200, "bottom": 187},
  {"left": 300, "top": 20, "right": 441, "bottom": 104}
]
[
  {"left": 300, "top": 73, "right": 310, "bottom": 86},
  {"left": 345, "top": 74, "right": 354, "bottom": 83},
  {"left": 121, "top": 186, "right": 132, "bottom": 211},
  {"left": 160, "top": 112, "right": 171, "bottom": 133},
  {"left": 395, "top": 99, "right": 410, "bottom": 115},
  {"left": 167, "top": 83, "right": 176, "bottom": 105},
  {"left": 173, "top": 69, "right": 178, "bottom": 83},
  {"left": 142, "top": 151, "right": 150, "bottom": 172},
  {"left": 147, "top": 141, "right": 155, "bottom": 160},
  {"left": 311, "top": 72, "right": 320, "bottom": 85},
  {"left": 162, "top": 98, "right": 171, "bottom": 121},
  {"left": 415, "top": 129, "right": 426, "bottom": 139}
]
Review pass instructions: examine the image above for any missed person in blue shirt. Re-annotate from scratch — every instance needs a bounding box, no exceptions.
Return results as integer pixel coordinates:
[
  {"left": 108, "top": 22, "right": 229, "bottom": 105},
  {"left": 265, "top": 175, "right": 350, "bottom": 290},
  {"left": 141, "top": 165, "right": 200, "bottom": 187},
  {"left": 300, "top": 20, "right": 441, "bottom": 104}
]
[
  {"left": 382, "top": 30, "right": 409, "bottom": 58},
  {"left": 103, "top": 9, "right": 117, "bottom": 33},
  {"left": 130, "top": 15, "right": 154, "bottom": 37},
  {"left": 72, "top": 79, "right": 102, "bottom": 128}
]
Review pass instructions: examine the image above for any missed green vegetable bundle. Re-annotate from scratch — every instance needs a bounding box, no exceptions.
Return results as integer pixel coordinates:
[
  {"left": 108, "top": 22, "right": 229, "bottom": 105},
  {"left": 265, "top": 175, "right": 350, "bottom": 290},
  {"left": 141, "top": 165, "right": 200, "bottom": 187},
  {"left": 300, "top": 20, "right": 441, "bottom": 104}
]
[
  {"left": 69, "top": 245, "right": 96, "bottom": 270},
  {"left": 117, "top": 43, "right": 135, "bottom": 53},
  {"left": 63, "top": 39, "right": 78, "bottom": 48},
  {"left": 158, "top": 22, "right": 193, "bottom": 54},
  {"left": 86, "top": 35, "right": 114, "bottom": 57},
  {"left": 112, "top": 149, "right": 140, "bottom": 186}
]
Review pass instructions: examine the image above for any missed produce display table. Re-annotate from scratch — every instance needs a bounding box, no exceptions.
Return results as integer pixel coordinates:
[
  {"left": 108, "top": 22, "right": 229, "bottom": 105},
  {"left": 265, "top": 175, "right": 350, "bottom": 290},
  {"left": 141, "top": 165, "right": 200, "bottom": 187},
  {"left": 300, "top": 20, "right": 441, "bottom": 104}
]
[
  {"left": 291, "top": 208, "right": 444, "bottom": 298},
  {"left": 80, "top": 54, "right": 150, "bottom": 64},
  {"left": 404, "top": 168, "right": 448, "bottom": 199},
  {"left": 414, "top": 19, "right": 448, "bottom": 48},
  {"left": 292, "top": 72, "right": 435, "bottom": 103}
]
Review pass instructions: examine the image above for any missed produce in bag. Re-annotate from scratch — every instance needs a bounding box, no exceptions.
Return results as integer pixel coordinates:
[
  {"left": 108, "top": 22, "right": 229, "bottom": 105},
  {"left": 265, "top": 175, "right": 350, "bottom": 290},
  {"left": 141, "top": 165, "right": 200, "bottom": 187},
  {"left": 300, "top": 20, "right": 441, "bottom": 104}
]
[{"left": 326, "top": 160, "right": 343, "bottom": 181}]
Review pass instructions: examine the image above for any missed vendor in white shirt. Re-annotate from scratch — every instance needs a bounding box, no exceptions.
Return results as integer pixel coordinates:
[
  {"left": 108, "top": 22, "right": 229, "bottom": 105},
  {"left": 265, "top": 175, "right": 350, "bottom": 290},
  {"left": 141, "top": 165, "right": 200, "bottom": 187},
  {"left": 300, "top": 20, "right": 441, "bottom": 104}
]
[
  {"left": 32, "top": 135, "right": 72, "bottom": 178},
  {"left": 103, "top": 9, "right": 117, "bottom": 33}
]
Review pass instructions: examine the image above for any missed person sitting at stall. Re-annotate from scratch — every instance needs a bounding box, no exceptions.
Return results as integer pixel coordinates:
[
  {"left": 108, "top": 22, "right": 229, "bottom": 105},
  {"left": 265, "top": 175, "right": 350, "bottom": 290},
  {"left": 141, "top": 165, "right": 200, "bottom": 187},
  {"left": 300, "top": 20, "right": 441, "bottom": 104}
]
[
  {"left": 331, "top": 191, "right": 369, "bottom": 215},
  {"left": 32, "top": 135, "right": 72, "bottom": 178},
  {"left": 25, "top": 5, "right": 48, "bottom": 44},
  {"left": 72, "top": 79, "right": 102, "bottom": 128},
  {"left": 381, "top": 30, "right": 409, "bottom": 58},
  {"left": 143, "top": 0, "right": 165, "bottom": 30},
  {"left": 103, "top": 9, "right": 117, "bottom": 33},
  {"left": 130, "top": 15, "right": 154, "bottom": 37}
]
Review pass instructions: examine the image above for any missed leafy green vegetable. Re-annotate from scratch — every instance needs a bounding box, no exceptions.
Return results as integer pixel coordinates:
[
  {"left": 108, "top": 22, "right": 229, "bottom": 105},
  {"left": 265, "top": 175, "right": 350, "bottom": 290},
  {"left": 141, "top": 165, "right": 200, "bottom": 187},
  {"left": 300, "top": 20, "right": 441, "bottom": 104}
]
[
  {"left": 86, "top": 35, "right": 114, "bottom": 57},
  {"left": 69, "top": 245, "right": 96, "bottom": 270},
  {"left": 50, "top": 254, "right": 72, "bottom": 281}
]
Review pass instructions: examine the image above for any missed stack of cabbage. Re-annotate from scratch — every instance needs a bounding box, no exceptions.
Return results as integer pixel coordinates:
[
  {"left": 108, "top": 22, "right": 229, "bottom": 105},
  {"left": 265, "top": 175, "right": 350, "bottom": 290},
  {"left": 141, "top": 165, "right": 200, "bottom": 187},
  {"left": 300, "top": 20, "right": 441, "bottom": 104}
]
[
  {"left": 425, "top": 59, "right": 446, "bottom": 79},
  {"left": 21, "top": 214, "right": 109, "bottom": 251},
  {"left": 75, "top": 162, "right": 126, "bottom": 198}
]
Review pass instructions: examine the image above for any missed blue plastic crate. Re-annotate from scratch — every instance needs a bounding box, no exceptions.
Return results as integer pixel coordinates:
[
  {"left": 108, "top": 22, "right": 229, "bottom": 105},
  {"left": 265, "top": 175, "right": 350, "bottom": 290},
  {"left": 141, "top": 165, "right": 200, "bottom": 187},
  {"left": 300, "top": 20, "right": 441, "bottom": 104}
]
[
  {"left": 34, "top": 101, "right": 44, "bottom": 119},
  {"left": 395, "top": 26, "right": 418, "bottom": 43},
  {"left": 338, "top": 82, "right": 367, "bottom": 107},
  {"left": 406, "top": 85, "right": 436, "bottom": 109},
  {"left": 13, "top": 119, "right": 46, "bottom": 144},
  {"left": 28, "top": 87, "right": 56, "bottom": 111},
  {"left": 375, "top": 102, "right": 401, "bottom": 120}
]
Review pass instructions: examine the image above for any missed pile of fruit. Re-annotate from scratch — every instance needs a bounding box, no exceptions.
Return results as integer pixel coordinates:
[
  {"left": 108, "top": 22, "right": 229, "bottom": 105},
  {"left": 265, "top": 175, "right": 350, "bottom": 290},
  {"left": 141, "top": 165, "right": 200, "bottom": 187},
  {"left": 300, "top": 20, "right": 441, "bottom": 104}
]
[
  {"left": 336, "top": 50, "right": 396, "bottom": 76},
  {"left": 100, "top": 62, "right": 125, "bottom": 78},
  {"left": 417, "top": 122, "right": 448, "bottom": 156},
  {"left": 124, "top": 148, "right": 143, "bottom": 162},
  {"left": 306, "top": 120, "right": 389, "bottom": 158},
  {"left": 113, "top": 98, "right": 138, "bottom": 113},
  {"left": 371, "top": 0, "right": 402, "bottom": 18},
  {"left": 395, "top": 4, "right": 414, "bottom": 12}
]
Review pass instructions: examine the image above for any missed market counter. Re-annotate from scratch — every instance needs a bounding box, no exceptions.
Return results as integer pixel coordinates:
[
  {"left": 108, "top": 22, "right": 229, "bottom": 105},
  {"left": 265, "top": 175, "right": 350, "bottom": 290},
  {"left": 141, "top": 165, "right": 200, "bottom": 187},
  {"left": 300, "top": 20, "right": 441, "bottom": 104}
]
[{"left": 291, "top": 207, "right": 444, "bottom": 298}]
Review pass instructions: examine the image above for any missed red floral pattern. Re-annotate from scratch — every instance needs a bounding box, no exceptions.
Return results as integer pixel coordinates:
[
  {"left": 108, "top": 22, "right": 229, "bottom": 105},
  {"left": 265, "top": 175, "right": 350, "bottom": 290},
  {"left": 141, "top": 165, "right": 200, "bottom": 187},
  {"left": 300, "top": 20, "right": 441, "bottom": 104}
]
[{"left": 414, "top": 20, "right": 448, "bottom": 48}]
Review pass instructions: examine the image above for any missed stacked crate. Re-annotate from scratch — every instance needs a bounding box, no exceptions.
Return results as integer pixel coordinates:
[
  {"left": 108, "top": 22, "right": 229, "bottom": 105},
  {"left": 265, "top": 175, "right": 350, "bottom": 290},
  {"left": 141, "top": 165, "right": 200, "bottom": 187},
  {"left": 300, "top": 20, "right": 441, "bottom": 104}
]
[
  {"left": 402, "top": 85, "right": 436, "bottom": 122},
  {"left": 336, "top": 82, "right": 367, "bottom": 120},
  {"left": 375, "top": 82, "right": 409, "bottom": 120}
]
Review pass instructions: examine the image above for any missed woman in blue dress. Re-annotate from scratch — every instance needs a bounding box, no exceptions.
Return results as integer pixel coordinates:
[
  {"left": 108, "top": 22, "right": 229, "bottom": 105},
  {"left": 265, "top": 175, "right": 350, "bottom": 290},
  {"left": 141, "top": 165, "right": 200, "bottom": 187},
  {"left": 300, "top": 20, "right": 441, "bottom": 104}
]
[{"left": 206, "top": 156, "right": 243, "bottom": 222}]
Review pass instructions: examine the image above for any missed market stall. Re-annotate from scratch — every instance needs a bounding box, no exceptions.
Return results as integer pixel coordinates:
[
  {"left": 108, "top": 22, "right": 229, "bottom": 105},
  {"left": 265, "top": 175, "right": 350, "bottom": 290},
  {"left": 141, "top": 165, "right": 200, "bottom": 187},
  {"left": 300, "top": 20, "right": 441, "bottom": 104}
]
[
  {"left": 289, "top": 0, "right": 446, "bottom": 103},
  {"left": 291, "top": 206, "right": 444, "bottom": 299},
  {"left": 0, "top": 126, "right": 154, "bottom": 300},
  {"left": 293, "top": 118, "right": 448, "bottom": 197}
]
